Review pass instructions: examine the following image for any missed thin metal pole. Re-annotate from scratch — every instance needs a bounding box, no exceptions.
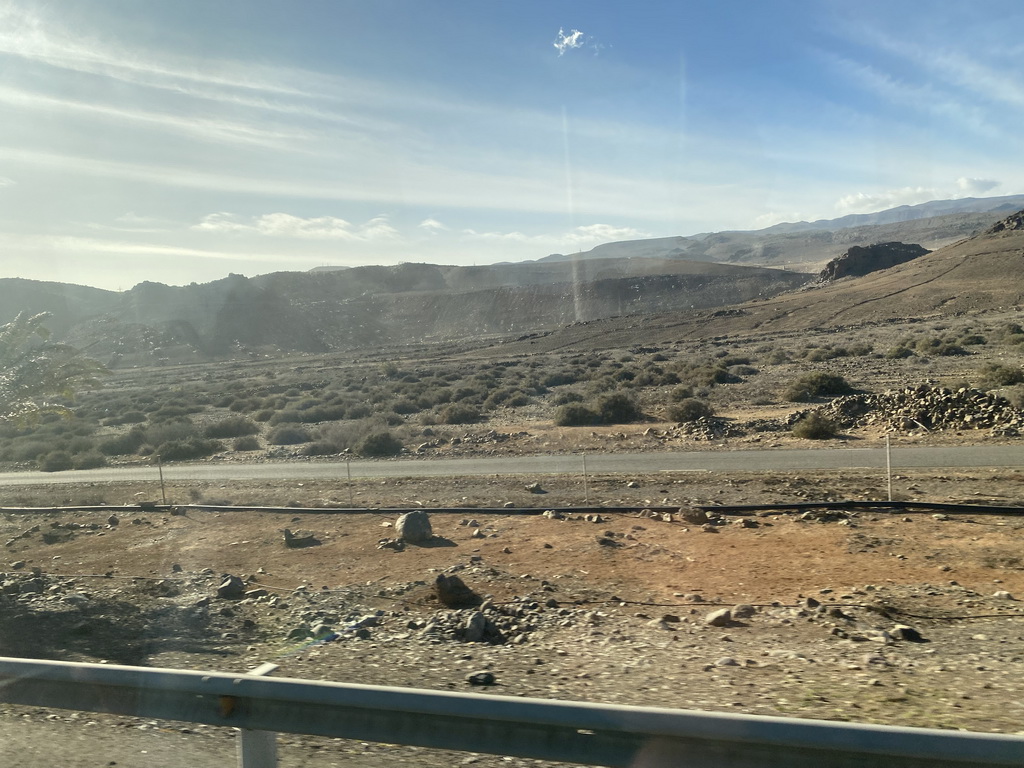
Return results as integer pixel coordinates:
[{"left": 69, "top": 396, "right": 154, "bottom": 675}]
[
  {"left": 347, "top": 459, "right": 354, "bottom": 507},
  {"left": 886, "top": 435, "right": 893, "bottom": 503},
  {"left": 582, "top": 453, "right": 589, "bottom": 506},
  {"left": 157, "top": 454, "right": 166, "bottom": 505}
]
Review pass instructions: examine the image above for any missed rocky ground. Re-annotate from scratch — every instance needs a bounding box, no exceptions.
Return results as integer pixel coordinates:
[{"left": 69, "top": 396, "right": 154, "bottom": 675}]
[{"left": 1, "top": 467, "right": 1024, "bottom": 766}]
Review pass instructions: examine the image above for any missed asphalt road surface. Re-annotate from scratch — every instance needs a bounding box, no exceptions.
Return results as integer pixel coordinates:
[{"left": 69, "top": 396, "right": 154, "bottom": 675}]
[{"left": 0, "top": 445, "right": 1021, "bottom": 487}]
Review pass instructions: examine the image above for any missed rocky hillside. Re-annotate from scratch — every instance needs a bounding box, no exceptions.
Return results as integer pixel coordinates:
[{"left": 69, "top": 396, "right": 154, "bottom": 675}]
[{"left": 1, "top": 257, "right": 809, "bottom": 367}]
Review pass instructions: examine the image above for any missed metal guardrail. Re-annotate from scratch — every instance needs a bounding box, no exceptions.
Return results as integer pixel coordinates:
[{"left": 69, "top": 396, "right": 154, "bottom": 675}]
[{"left": 0, "top": 656, "right": 1022, "bottom": 767}]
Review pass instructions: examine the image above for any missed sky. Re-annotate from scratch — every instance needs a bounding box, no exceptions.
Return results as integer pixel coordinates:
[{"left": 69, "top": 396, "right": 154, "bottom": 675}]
[{"left": 1, "top": 0, "right": 1022, "bottom": 290}]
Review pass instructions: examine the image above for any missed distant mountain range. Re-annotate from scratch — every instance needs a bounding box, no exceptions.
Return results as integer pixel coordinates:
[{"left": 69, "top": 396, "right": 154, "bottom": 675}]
[
  {"left": 1, "top": 195, "right": 1020, "bottom": 366},
  {"left": 542, "top": 194, "right": 1024, "bottom": 268}
]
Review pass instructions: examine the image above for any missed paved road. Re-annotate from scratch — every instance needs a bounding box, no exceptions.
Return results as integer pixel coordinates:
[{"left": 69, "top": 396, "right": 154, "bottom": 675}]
[{"left": 0, "top": 445, "right": 1020, "bottom": 487}]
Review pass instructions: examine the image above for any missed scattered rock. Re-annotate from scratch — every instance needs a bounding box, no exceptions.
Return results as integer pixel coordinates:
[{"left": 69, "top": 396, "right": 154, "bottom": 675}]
[
  {"left": 467, "top": 671, "right": 496, "bottom": 686},
  {"left": 891, "top": 624, "right": 927, "bottom": 643},
  {"left": 705, "top": 608, "right": 732, "bottom": 627},
  {"left": 396, "top": 511, "right": 433, "bottom": 544},
  {"left": 435, "top": 573, "right": 480, "bottom": 608},
  {"left": 283, "top": 528, "right": 320, "bottom": 548},
  {"left": 217, "top": 575, "right": 246, "bottom": 600}
]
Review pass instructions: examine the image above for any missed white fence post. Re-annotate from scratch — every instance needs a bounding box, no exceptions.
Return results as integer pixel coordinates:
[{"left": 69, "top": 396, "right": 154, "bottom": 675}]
[{"left": 237, "top": 662, "right": 280, "bottom": 768}]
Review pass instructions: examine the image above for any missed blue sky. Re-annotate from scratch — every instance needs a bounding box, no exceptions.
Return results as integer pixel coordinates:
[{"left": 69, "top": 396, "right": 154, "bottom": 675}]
[{"left": 0, "top": 1, "right": 1022, "bottom": 290}]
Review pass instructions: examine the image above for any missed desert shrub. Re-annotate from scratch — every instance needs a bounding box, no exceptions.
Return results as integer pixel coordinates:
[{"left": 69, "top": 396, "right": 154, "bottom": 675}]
[
  {"left": 914, "top": 336, "right": 967, "bottom": 357},
  {"left": 390, "top": 398, "right": 420, "bottom": 415},
  {"left": 791, "top": 412, "right": 839, "bottom": 439},
  {"left": 727, "top": 364, "right": 758, "bottom": 377},
  {"left": 805, "top": 348, "right": 832, "bottom": 362},
  {"left": 585, "top": 376, "right": 619, "bottom": 395},
  {"left": 254, "top": 408, "right": 275, "bottom": 422},
  {"left": 1004, "top": 384, "right": 1024, "bottom": 409},
  {"left": 73, "top": 451, "right": 108, "bottom": 470},
  {"left": 155, "top": 438, "right": 222, "bottom": 461},
  {"left": 958, "top": 334, "right": 986, "bottom": 346},
  {"left": 669, "top": 385, "right": 695, "bottom": 402},
  {"left": 978, "top": 363, "right": 1024, "bottom": 388},
  {"left": 668, "top": 398, "right": 714, "bottom": 422},
  {"left": 440, "top": 403, "right": 480, "bottom": 424},
  {"left": 204, "top": 416, "right": 259, "bottom": 438},
  {"left": 232, "top": 435, "right": 261, "bottom": 451},
  {"left": 267, "top": 425, "right": 311, "bottom": 445},
  {"left": 885, "top": 345, "right": 915, "bottom": 359},
  {"left": 357, "top": 431, "right": 403, "bottom": 457},
  {"left": 268, "top": 409, "right": 303, "bottom": 424},
  {"left": 554, "top": 403, "right": 600, "bottom": 426},
  {"left": 595, "top": 392, "right": 642, "bottom": 424},
  {"left": 146, "top": 418, "right": 199, "bottom": 447},
  {"left": 784, "top": 372, "right": 854, "bottom": 402},
  {"left": 67, "top": 436, "right": 96, "bottom": 455},
  {"left": 102, "top": 410, "right": 146, "bottom": 426},
  {"left": 99, "top": 426, "right": 148, "bottom": 456},
  {"left": 39, "top": 451, "right": 74, "bottom": 472},
  {"left": 720, "top": 355, "right": 751, "bottom": 366},
  {"left": 552, "top": 391, "right": 584, "bottom": 406},
  {"left": 150, "top": 404, "right": 204, "bottom": 421},
  {"left": 766, "top": 349, "right": 791, "bottom": 364},
  {"left": 542, "top": 371, "right": 578, "bottom": 387}
]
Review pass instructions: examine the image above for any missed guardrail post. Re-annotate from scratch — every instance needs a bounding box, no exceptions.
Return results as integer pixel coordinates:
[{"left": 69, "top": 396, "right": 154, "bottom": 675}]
[{"left": 237, "top": 662, "right": 280, "bottom": 768}]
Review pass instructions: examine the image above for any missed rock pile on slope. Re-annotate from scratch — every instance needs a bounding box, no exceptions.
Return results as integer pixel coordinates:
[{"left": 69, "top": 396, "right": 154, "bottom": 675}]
[
  {"left": 819, "top": 242, "right": 930, "bottom": 281},
  {"left": 986, "top": 208, "right": 1024, "bottom": 234},
  {"left": 809, "top": 385, "right": 1023, "bottom": 436}
]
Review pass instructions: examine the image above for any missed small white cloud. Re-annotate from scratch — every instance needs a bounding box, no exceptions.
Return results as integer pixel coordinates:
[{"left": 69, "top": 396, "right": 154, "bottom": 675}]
[
  {"left": 418, "top": 217, "right": 448, "bottom": 233},
  {"left": 554, "top": 28, "right": 586, "bottom": 56},
  {"left": 0, "top": 176, "right": 15, "bottom": 187},
  {"left": 752, "top": 211, "right": 805, "bottom": 229},
  {"left": 955, "top": 177, "right": 999, "bottom": 197},
  {"left": 835, "top": 186, "right": 938, "bottom": 214},
  {"left": 193, "top": 212, "right": 399, "bottom": 241},
  {"left": 566, "top": 224, "right": 650, "bottom": 243}
]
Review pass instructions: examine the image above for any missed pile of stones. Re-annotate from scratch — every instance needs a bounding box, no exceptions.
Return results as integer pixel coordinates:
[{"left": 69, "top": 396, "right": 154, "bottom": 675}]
[{"left": 805, "top": 384, "right": 1023, "bottom": 436}]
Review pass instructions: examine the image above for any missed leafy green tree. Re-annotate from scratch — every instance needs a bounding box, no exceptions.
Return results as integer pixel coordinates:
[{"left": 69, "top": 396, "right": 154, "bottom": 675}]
[{"left": 0, "top": 312, "right": 106, "bottom": 423}]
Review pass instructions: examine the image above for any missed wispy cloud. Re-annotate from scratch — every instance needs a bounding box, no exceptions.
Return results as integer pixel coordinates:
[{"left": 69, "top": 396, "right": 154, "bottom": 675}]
[
  {"left": 0, "top": 5, "right": 311, "bottom": 99},
  {"left": 553, "top": 28, "right": 586, "bottom": 56},
  {"left": 193, "top": 212, "right": 400, "bottom": 241},
  {"left": 459, "top": 223, "right": 651, "bottom": 248},
  {"left": 0, "top": 84, "right": 310, "bottom": 150},
  {"left": 0, "top": 175, "right": 14, "bottom": 187},
  {"left": 834, "top": 177, "right": 1003, "bottom": 214}
]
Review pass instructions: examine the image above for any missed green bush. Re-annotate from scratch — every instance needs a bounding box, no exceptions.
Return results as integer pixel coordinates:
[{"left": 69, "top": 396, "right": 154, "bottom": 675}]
[
  {"left": 1004, "top": 384, "right": 1024, "bottom": 409},
  {"left": 99, "top": 427, "right": 148, "bottom": 456},
  {"left": 440, "top": 403, "right": 480, "bottom": 424},
  {"left": 204, "top": 416, "right": 259, "bottom": 438},
  {"left": 73, "top": 451, "right": 108, "bottom": 470},
  {"left": 784, "top": 373, "right": 854, "bottom": 402},
  {"left": 791, "top": 412, "right": 839, "bottom": 440},
  {"left": 551, "top": 391, "right": 583, "bottom": 406},
  {"left": 978, "top": 363, "right": 1024, "bottom": 389},
  {"left": 232, "top": 435, "right": 261, "bottom": 451},
  {"left": 358, "top": 431, "right": 403, "bottom": 457},
  {"left": 669, "top": 385, "right": 695, "bottom": 402},
  {"left": 267, "top": 425, "right": 312, "bottom": 445},
  {"left": 668, "top": 398, "right": 714, "bottom": 422},
  {"left": 595, "top": 392, "right": 642, "bottom": 424},
  {"left": 155, "top": 439, "right": 223, "bottom": 461},
  {"left": 554, "top": 403, "right": 600, "bottom": 426},
  {"left": 39, "top": 451, "right": 74, "bottom": 472}
]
